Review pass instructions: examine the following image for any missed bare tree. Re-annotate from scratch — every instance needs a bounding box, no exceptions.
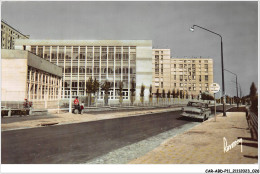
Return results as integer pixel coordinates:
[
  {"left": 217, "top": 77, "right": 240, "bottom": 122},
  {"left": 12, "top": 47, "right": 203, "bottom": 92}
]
[
  {"left": 130, "top": 79, "right": 136, "bottom": 105},
  {"left": 140, "top": 84, "right": 145, "bottom": 104},
  {"left": 119, "top": 81, "right": 124, "bottom": 105}
]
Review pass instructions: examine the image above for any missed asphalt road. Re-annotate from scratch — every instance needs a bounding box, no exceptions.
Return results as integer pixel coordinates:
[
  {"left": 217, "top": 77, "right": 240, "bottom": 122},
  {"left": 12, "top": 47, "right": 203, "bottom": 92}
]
[{"left": 1, "top": 105, "right": 235, "bottom": 164}]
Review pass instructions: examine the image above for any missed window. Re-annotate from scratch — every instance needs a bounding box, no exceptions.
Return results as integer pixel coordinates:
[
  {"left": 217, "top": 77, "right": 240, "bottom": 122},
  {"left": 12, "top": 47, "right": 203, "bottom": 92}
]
[
  {"left": 123, "top": 46, "right": 128, "bottom": 52},
  {"left": 31, "top": 46, "right": 36, "bottom": 54},
  {"left": 65, "top": 46, "right": 71, "bottom": 61},
  {"left": 123, "top": 53, "right": 128, "bottom": 60},
  {"left": 93, "top": 46, "right": 100, "bottom": 53},
  {"left": 51, "top": 46, "right": 58, "bottom": 63},
  {"left": 180, "top": 75, "right": 183, "bottom": 81},
  {"left": 205, "top": 75, "right": 208, "bottom": 81},
  {"left": 38, "top": 46, "right": 43, "bottom": 58}
]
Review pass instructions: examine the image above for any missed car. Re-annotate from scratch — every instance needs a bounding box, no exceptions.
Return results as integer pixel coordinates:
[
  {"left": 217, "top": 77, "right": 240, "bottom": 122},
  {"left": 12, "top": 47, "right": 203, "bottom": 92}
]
[{"left": 180, "top": 101, "right": 211, "bottom": 121}]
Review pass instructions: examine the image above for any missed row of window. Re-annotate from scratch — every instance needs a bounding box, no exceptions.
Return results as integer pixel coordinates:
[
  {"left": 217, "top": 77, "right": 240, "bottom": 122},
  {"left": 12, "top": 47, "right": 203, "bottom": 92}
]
[
  {"left": 172, "top": 60, "right": 209, "bottom": 63},
  {"left": 64, "top": 67, "right": 135, "bottom": 74}
]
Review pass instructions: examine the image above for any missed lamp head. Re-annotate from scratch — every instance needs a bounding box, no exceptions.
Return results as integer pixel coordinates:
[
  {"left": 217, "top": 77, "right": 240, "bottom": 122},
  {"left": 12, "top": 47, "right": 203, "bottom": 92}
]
[{"left": 190, "top": 27, "right": 194, "bottom": 32}]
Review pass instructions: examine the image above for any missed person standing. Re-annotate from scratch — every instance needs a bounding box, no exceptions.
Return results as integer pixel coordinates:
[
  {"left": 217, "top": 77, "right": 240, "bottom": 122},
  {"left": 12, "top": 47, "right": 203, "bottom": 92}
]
[{"left": 73, "top": 97, "right": 80, "bottom": 112}]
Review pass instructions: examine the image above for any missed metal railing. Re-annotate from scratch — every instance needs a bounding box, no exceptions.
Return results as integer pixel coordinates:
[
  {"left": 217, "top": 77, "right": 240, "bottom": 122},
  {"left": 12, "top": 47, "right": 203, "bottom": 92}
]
[{"left": 246, "top": 108, "right": 258, "bottom": 140}]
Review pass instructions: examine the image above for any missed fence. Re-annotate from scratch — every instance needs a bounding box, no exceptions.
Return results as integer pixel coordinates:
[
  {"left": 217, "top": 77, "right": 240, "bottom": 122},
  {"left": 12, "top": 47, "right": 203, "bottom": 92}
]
[
  {"left": 246, "top": 108, "right": 258, "bottom": 140},
  {"left": 55, "top": 97, "right": 213, "bottom": 111},
  {"left": 1, "top": 98, "right": 214, "bottom": 115}
]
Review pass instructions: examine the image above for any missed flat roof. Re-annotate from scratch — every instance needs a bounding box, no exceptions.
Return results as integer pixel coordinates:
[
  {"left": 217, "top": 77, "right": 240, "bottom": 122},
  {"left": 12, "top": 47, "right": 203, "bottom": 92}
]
[
  {"left": 1, "top": 49, "right": 62, "bottom": 77},
  {"left": 1, "top": 20, "right": 29, "bottom": 38},
  {"left": 15, "top": 40, "right": 152, "bottom": 47}
]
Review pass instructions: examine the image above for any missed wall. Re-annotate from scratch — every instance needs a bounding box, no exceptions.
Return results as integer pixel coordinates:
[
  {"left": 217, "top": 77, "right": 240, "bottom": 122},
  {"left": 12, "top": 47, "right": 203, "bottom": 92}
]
[
  {"left": 1, "top": 50, "right": 27, "bottom": 101},
  {"left": 136, "top": 45, "right": 153, "bottom": 101}
]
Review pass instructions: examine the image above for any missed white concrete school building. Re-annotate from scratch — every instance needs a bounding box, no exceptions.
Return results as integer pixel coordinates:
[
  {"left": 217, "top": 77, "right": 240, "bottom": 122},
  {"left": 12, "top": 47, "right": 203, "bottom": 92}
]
[{"left": 15, "top": 40, "right": 153, "bottom": 102}]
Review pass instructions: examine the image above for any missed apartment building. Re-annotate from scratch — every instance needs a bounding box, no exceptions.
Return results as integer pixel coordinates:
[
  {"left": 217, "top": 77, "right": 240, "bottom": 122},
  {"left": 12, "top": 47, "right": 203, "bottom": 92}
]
[
  {"left": 1, "top": 20, "right": 29, "bottom": 49},
  {"left": 152, "top": 49, "right": 171, "bottom": 93},
  {"left": 171, "top": 58, "right": 213, "bottom": 97},
  {"left": 15, "top": 40, "right": 153, "bottom": 102},
  {"left": 152, "top": 49, "right": 213, "bottom": 98}
]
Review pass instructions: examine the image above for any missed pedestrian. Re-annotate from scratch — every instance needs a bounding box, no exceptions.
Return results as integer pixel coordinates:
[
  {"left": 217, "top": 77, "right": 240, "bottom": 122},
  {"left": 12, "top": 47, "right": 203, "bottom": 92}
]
[
  {"left": 80, "top": 103, "right": 84, "bottom": 114},
  {"left": 73, "top": 97, "right": 80, "bottom": 113}
]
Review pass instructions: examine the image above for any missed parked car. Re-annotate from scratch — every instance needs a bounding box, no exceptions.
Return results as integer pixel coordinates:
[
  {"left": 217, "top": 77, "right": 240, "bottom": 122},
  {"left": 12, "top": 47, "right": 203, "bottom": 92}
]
[{"left": 181, "top": 101, "right": 211, "bottom": 121}]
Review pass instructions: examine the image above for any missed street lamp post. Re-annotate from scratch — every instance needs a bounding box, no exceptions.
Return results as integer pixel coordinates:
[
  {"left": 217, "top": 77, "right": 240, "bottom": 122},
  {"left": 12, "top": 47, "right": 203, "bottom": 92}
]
[
  {"left": 190, "top": 25, "right": 226, "bottom": 116},
  {"left": 224, "top": 69, "right": 239, "bottom": 109}
]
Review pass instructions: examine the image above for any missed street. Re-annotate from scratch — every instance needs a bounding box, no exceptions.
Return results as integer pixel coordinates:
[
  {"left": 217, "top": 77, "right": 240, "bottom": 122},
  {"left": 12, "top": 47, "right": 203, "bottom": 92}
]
[{"left": 1, "top": 105, "right": 233, "bottom": 164}]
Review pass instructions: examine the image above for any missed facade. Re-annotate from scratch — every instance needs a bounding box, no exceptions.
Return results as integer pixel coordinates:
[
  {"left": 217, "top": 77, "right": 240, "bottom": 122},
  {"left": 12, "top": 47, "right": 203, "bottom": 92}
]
[
  {"left": 1, "top": 20, "right": 29, "bottom": 49},
  {"left": 1, "top": 49, "right": 62, "bottom": 108},
  {"left": 152, "top": 49, "right": 171, "bottom": 93},
  {"left": 15, "top": 40, "right": 153, "bottom": 102},
  {"left": 152, "top": 49, "right": 213, "bottom": 98},
  {"left": 170, "top": 58, "right": 214, "bottom": 97}
]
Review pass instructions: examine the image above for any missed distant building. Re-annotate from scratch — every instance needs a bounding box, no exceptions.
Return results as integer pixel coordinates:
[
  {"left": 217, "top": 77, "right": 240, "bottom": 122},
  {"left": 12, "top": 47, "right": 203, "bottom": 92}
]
[
  {"left": 152, "top": 49, "right": 213, "bottom": 98},
  {"left": 1, "top": 20, "right": 29, "bottom": 49},
  {"left": 1, "top": 49, "right": 62, "bottom": 108},
  {"left": 15, "top": 40, "right": 153, "bottom": 102},
  {"left": 170, "top": 58, "right": 213, "bottom": 98},
  {"left": 152, "top": 49, "right": 171, "bottom": 93}
]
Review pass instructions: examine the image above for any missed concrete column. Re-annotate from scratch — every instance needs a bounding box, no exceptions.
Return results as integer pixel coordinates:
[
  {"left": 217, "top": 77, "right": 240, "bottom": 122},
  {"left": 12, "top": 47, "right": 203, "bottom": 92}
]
[
  {"left": 43, "top": 46, "right": 45, "bottom": 59},
  {"left": 40, "top": 73, "right": 43, "bottom": 100},
  {"left": 50, "top": 46, "right": 52, "bottom": 62},
  {"left": 84, "top": 46, "right": 87, "bottom": 96},
  {"left": 47, "top": 75, "right": 50, "bottom": 101},
  {"left": 63, "top": 47, "right": 66, "bottom": 99},
  {"left": 92, "top": 47, "right": 94, "bottom": 79},
  {"left": 107, "top": 46, "right": 108, "bottom": 79},
  {"left": 37, "top": 72, "right": 40, "bottom": 100},
  {"left": 113, "top": 46, "right": 116, "bottom": 99},
  {"left": 57, "top": 46, "right": 59, "bottom": 65},
  {"left": 28, "top": 68, "right": 32, "bottom": 100},
  {"left": 32, "top": 71, "right": 35, "bottom": 101},
  {"left": 99, "top": 46, "right": 102, "bottom": 99},
  {"left": 128, "top": 46, "right": 130, "bottom": 100},
  {"left": 121, "top": 46, "right": 123, "bottom": 81},
  {"left": 70, "top": 46, "right": 73, "bottom": 97}
]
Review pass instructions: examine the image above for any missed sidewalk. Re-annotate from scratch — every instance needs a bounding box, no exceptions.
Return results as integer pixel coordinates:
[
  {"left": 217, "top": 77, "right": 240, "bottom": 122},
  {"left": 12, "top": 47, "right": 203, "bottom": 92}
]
[
  {"left": 129, "top": 112, "right": 258, "bottom": 164},
  {"left": 1, "top": 107, "right": 181, "bottom": 131}
]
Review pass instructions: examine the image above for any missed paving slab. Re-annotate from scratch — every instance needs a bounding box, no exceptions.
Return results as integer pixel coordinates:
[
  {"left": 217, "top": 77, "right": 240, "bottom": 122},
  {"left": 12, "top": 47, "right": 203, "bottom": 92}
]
[{"left": 129, "top": 112, "right": 258, "bottom": 164}]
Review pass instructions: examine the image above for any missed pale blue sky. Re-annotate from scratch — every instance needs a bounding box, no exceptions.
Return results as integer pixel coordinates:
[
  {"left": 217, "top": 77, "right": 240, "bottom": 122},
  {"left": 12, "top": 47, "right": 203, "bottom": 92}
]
[{"left": 1, "top": 1, "right": 258, "bottom": 97}]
